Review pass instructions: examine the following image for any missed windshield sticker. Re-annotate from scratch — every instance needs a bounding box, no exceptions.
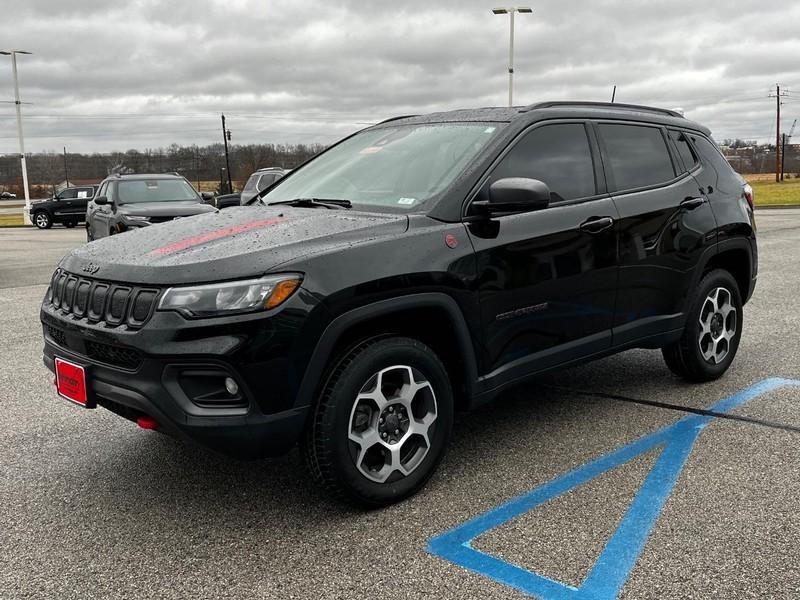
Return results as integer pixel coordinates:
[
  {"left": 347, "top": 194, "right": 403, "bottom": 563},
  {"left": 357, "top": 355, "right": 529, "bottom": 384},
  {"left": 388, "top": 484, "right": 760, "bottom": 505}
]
[
  {"left": 484, "top": 127, "right": 496, "bottom": 133},
  {"left": 359, "top": 146, "right": 383, "bottom": 155},
  {"left": 145, "top": 181, "right": 159, "bottom": 188},
  {"left": 397, "top": 197, "right": 416, "bottom": 205}
]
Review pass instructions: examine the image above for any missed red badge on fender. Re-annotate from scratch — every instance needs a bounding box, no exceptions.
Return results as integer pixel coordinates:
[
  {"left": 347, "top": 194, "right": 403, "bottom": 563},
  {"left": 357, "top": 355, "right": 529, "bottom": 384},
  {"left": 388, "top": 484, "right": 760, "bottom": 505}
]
[{"left": 445, "top": 234, "right": 458, "bottom": 249}]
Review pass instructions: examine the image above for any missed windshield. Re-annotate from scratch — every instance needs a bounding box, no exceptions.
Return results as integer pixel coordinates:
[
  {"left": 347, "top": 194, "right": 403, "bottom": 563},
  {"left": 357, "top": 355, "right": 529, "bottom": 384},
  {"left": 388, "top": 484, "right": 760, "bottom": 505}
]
[
  {"left": 117, "top": 179, "right": 199, "bottom": 204},
  {"left": 260, "top": 123, "right": 499, "bottom": 211}
]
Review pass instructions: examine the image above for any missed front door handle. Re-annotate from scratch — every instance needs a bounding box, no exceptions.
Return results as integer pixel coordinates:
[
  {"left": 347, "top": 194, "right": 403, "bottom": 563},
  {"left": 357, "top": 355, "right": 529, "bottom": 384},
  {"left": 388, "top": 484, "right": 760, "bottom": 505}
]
[
  {"left": 580, "top": 216, "right": 614, "bottom": 234},
  {"left": 680, "top": 197, "right": 706, "bottom": 210}
]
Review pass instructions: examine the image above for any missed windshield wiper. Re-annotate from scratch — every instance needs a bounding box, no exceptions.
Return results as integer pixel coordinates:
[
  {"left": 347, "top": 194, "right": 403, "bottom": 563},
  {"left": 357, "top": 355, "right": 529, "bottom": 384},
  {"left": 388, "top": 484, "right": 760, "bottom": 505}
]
[{"left": 266, "top": 197, "right": 352, "bottom": 209}]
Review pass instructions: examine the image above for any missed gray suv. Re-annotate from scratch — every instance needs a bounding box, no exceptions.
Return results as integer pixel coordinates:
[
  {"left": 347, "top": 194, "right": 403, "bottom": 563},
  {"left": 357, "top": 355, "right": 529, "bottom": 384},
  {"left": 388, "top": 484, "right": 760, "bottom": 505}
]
[{"left": 85, "top": 174, "right": 215, "bottom": 241}]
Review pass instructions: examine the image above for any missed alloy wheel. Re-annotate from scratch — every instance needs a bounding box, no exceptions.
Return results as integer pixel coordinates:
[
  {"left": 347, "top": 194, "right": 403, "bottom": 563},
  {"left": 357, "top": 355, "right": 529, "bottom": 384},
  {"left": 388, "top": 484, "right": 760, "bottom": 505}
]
[
  {"left": 348, "top": 365, "right": 438, "bottom": 483},
  {"left": 698, "top": 286, "right": 737, "bottom": 364}
]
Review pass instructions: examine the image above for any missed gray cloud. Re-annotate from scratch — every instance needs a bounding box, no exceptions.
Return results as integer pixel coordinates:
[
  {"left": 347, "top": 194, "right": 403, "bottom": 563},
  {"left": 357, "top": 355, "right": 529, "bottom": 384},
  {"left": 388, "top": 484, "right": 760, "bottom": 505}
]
[{"left": 1, "top": 0, "right": 798, "bottom": 153}]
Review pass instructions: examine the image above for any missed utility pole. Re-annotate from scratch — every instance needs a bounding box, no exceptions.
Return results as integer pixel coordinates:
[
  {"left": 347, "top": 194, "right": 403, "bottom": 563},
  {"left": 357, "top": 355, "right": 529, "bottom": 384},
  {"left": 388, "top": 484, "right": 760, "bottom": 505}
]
[
  {"left": 221, "top": 113, "right": 233, "bottom": 194},
  {"left": 492, "top": 7, "right": 532, "bottom": 107},
  {"left": 769, "top": 84, "right": 789, "bottom": 183},
  {"left": 781, "top": 119, "right": 796, "bottom": 181},
  {"left": 63, "top": 146, "right": 69, "bottom": 187},
  {"left": 611, "top": 85, "right": 617, "bottom": 103},
  {"left": 0, "top": 50, "right": 32, "bottom": 224}
]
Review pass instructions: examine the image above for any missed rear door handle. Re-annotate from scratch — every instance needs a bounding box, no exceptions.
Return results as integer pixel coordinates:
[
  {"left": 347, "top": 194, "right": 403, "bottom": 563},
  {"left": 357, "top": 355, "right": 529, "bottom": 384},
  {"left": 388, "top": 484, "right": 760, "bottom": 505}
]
[
  {"left": 680, "top": 197, "right": 706, "bottom": 210},
  {"left": 580, "top": 216, "right": 614, "bottom": 234}
]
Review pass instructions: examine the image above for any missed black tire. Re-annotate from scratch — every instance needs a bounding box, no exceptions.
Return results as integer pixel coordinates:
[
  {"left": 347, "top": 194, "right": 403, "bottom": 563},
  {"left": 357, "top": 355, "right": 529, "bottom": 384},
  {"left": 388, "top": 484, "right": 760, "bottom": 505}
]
[
  {"left": 86, "top": 225, "right": 94, "bottom": 242},
  {"left": 662, "top": 269, "right": 743, "bottom": 382},
  {"left": 303, "top": 337, "right": 453, "bottom": 507},
  {"left": 33, "top": 211, "right": 52, "bottom": 229},
  {"left": 64, "top": 221, "right": 76, "bottom": 228}
]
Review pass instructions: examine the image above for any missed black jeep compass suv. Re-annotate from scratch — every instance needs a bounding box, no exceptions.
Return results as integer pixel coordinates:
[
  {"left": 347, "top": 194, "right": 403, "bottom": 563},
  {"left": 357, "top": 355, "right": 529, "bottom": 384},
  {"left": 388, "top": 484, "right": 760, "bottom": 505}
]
[{"left": 41, "top": 102, "right": 757, "bottom": 506}]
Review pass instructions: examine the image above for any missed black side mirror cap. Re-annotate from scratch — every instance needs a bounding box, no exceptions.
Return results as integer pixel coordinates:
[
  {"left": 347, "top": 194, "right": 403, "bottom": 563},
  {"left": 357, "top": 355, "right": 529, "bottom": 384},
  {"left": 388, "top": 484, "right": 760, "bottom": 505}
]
[
  {"left": 469, "top": 177, "right": 551, "bottom": 219},
  {"left": 201, "top": 191, "right": 215, "bottom": 201},
  {"left": 93, "top": 195, "right": 108, "bottom": 205}
]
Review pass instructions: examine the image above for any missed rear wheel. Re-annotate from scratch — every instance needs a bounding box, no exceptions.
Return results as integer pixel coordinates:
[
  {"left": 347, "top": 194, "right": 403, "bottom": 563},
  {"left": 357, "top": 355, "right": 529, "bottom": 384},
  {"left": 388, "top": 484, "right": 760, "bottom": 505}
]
[
  {"left": 303, "top": 337, "right": 453, "bottom": 507},
  {"left": 33, "top": 211, "right": 52, "bottom": 229},
  {"left": 662, "top": 269, "right": 742, "bottom": 382}
]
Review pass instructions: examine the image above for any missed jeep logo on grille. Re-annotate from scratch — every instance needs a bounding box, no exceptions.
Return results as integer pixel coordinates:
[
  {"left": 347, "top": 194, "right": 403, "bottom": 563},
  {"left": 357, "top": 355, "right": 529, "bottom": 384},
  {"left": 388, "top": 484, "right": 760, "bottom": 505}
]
[{"left": 81, "top": 262, "right": 100, "bottom": 275}]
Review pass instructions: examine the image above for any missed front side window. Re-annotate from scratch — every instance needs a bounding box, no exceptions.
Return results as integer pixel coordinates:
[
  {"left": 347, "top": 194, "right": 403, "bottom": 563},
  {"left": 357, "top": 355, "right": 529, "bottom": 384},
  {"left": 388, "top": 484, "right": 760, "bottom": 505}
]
[
  {"left": 599, "top": 124, "right": 675, "bottom": 192},
  {"left": 116, "top": 179, "right": 198, "bottom": 204},
  {"left": 486, "top": 123, "right": 596, "bottom": 202},
  {"left": 261, "top": 123, "right": 501, "bottom": 212},
  {"left": 59, "top": 188, "right": 78, "bottom": 199}
]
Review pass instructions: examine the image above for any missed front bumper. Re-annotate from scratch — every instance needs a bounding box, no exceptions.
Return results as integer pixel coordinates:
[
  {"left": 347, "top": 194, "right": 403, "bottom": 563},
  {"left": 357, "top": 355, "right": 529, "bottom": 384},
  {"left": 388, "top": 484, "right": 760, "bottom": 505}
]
[{"left": 40, "top": 290, "right": 317, "bottom": 459}]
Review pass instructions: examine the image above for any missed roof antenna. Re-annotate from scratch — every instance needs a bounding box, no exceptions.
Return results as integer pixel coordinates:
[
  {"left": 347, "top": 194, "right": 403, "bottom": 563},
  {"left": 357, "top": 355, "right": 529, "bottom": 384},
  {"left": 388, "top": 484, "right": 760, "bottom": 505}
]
[{"left": 611, "top": 85, "right": 616, "bottom": 103}]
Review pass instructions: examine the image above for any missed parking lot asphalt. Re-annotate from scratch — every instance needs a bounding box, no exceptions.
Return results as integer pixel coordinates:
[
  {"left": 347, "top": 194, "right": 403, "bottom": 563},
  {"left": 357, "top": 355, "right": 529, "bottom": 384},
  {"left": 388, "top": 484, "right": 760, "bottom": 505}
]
[{"left": 1, "top": 211, "right": 799, "bottom": 599}]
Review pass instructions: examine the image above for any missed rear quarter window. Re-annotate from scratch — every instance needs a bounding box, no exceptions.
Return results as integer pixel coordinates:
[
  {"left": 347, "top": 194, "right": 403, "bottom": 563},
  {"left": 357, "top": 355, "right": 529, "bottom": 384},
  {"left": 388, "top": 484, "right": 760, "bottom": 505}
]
[
  {"left": 690, "top": 134, "right": 743, "bottom": 195},
  {"left": 599, "top": 124, "right": 676, "bottom": 192}
]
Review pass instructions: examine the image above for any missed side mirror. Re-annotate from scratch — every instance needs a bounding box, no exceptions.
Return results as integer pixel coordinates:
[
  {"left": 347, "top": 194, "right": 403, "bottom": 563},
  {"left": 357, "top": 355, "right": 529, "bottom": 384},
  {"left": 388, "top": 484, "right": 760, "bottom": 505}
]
[
  {"left": 216, "top": 195, "right": 241, "bottom": 209},
  {"left": 201, "top": 191, "right": 215, "bottom": 202},
  {"left": 471, "top": 177, "right": 551, "bottom": 217},
  {"left": 94, "top": 195, "right": 108, "bottom": 205}
]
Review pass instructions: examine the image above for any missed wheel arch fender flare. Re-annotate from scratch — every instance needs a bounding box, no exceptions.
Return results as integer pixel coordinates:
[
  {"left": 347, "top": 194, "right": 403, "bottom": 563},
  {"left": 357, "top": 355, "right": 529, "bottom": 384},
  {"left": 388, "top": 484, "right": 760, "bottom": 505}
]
[
  {"left": 688, "top": 237, "right": 754, "bottom": 309},
  {"left": 294, "top": 292, "right": 479, "bottom": 409}
]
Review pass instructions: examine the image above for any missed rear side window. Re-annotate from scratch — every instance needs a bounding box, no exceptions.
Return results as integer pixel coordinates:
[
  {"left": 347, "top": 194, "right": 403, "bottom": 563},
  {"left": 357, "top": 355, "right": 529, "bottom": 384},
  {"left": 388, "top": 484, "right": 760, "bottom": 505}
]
[
  {"left": 690, "top": 134, "right": 743, "bottom": 194},
  {"left": 669, "top": 130, "right": 698, "bottom": 172},
  {"left": 599, "top": 124, "right": 675, "bottom": 192},
  {"left": 489, "top": 123, "right": 596, "bottom": 202}
]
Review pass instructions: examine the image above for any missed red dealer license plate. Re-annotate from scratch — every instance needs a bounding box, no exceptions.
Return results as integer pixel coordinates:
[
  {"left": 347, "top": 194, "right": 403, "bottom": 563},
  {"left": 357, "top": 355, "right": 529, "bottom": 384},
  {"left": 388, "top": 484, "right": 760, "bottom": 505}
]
[{"left": 55, "top": 358, "right": 94, "bottom": 408}]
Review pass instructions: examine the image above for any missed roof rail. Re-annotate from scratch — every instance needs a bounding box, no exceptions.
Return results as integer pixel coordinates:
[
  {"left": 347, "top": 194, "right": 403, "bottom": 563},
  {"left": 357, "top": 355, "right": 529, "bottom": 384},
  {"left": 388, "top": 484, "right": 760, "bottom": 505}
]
[
  {"left": 524, "top": 101, "right": 684, "bottom": 118},
  {"left": 375, "top": 114, "right": 419, "bottom": 125}
]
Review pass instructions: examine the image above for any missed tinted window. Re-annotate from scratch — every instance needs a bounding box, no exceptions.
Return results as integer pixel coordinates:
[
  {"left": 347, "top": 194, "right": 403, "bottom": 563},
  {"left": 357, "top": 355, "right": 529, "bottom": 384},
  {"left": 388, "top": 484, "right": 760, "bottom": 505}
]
[
  {"left": 489, "top": 123, "right": 596, "bottom": 202},
  {"left": 257, "top": 174, "right": 277, "bottom": 191},
  {"left": 59, "top": 188, "right": 78, "bottom": 199},
  {"left": 599, "top": 124, "right": 675, "bottom": 191},
  {"left": 669, "top": 130, "right": 698, "bottom": 172},
  {"left": 690, "top": 134, "right": 742, "bottom": 194}
]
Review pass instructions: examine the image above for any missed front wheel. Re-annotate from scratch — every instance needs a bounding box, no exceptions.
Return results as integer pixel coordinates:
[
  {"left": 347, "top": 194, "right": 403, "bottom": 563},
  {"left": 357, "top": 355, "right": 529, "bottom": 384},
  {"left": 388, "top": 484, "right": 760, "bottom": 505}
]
[
  {"left": 303, "top": 337, "right": 453, "bottom": 507},
  {"left": 662, "top": 269, "right": 743, "bottom": 382},
  {"left": 33, "top": 211, "right": 52, "bottom": 229}
]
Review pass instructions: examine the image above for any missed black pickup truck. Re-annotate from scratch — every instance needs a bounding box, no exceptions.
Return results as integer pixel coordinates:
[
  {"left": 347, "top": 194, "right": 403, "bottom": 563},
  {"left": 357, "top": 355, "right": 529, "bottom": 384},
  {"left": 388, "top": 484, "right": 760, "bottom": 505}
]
[{"left": 31, "top": 185, "right": 98, "bottom": 229}]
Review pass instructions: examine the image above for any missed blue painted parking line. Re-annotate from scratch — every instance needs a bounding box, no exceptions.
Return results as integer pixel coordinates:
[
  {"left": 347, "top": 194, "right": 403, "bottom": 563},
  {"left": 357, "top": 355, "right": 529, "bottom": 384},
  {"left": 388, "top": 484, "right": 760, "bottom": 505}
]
[{"left": 428, "top": 377, "right": 800, "bottom": 600}]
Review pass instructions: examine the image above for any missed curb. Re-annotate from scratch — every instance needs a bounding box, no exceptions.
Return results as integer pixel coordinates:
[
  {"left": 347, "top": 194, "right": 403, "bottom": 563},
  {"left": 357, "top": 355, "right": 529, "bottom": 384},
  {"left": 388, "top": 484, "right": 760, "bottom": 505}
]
[{"left": 754, "top": 204, "right": 800, "bottom": 210}]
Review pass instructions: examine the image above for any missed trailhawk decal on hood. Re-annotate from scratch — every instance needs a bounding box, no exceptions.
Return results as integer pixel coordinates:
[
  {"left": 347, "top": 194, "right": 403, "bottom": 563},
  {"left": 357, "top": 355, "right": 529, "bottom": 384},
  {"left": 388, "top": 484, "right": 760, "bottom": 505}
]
[{"left": 149, "top": 217, "right": 287, "bottom": 256}]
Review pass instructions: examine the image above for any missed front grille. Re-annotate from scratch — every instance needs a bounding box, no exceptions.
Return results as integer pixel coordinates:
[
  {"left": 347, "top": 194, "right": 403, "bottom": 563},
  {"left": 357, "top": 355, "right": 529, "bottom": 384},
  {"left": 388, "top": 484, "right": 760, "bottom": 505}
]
[
  {"left": 48, "top": 269, "right": 160, "bottom": 329},
  {"left": 85, "top": 341, "right": 142, "bottom": 370},
  {"left": 45, "top": 323, "right": 67, "bottom": 347},
  {"left": 43, "top": 324, "right": 143, "bottom": 371}
]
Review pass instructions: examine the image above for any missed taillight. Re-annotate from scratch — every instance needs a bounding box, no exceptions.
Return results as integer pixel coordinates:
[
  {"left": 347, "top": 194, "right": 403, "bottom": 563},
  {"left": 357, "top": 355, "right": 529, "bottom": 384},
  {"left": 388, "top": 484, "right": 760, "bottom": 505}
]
[{"left": 743, "top": 183, "right": 754, "bottom": 210}]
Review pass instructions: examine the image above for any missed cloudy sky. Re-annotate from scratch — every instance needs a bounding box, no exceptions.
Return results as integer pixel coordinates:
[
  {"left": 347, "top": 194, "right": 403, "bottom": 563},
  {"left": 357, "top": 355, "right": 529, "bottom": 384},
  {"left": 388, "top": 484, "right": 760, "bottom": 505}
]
[{"left": 2, "top": 0, "right": 800, "bottom": 154}]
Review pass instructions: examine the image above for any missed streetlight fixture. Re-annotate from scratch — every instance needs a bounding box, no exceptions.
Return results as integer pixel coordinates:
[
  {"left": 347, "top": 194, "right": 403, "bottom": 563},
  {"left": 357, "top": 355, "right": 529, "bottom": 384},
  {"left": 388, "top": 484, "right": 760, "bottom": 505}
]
[
  {"left": 0, "top": 49, "right": 32, "bottom": 225},
  {"left": 492, "top": 7, "right": 532, "bottom": 107}
]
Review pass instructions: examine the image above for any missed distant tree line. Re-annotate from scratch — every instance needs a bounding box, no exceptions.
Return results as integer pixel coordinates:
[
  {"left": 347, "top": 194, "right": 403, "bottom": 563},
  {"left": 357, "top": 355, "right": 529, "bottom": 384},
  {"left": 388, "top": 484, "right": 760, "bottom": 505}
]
[{"left": 0, "top": 142, "right": 326, "bottom": 196}]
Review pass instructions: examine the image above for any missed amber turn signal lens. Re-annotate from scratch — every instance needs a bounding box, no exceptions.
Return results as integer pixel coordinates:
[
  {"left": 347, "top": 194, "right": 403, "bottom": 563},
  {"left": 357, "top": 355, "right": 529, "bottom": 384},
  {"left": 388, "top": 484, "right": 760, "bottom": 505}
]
[{"left": 264, "top": 278, "right": 301, "bottom": 309}]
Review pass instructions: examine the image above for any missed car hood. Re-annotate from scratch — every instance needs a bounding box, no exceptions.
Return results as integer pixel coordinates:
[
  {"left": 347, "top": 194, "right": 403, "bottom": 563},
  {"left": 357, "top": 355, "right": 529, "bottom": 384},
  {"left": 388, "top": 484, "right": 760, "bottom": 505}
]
[
  {"left": 120, "top": 201, "right": 216, "bottom": 217},
  {"left": 61, "top": 206, "right": 409, "bottom": 285}
]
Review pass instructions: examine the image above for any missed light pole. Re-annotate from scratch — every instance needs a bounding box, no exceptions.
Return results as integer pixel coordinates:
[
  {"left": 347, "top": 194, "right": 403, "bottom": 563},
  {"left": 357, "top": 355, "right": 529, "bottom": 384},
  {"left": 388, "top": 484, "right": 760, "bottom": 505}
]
[
  {"left": 0, "top": 49, "right": 32, "bottom": 225},
  {"left": 492, "top": 7, "right": 532, "bottom": 107}
]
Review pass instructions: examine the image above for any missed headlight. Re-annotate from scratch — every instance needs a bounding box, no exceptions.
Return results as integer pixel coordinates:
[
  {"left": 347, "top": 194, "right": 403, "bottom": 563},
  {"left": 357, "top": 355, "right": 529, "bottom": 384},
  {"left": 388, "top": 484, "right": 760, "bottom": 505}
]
[
  {"left": 125, "top": 215, "right": 150, "bottom": 222},
  {"left": 158, "top": 274, "right": 302, "bottom": 317}
]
